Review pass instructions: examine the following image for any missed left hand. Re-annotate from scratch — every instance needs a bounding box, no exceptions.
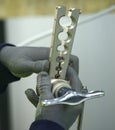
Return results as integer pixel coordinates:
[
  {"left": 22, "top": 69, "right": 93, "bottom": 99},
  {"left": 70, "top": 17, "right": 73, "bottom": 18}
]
[
  {"left": 0, "top": 46, "right": 50, "bottom": 77},
  {"left": 0, "top": 46, "right": 79, "bottom": 78}
]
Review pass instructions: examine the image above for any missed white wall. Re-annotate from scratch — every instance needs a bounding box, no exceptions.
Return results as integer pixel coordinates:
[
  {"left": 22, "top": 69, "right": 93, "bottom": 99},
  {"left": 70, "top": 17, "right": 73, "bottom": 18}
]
[{"left": 5, "top": 14, "right": 115, "bottom": 130}]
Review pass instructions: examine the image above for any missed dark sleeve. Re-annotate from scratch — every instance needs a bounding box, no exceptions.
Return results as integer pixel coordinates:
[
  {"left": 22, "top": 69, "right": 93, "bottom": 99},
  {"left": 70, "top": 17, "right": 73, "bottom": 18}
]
[
  {"left": 29, "top": 120, "right": 65, "bottom": 130},
  {"left": 0, "top": 43, "right": 20, "bottom": 94}
]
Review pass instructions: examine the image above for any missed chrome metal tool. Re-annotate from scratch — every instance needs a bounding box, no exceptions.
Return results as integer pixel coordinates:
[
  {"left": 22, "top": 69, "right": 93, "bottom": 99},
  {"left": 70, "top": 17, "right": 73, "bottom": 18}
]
[
  {"left": 39, "top": 6, "right": 104, "bottom": 130},
  {"left": 40, "top": 5, "right": 104, "bottom": 106},
  {"left": 41, "top": 90, "right": 104, "bottom": 106}
]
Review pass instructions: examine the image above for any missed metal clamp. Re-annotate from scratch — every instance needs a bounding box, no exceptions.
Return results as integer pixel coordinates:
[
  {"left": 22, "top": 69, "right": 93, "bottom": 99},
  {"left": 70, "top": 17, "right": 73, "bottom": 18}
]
[
  {"left": 40, "top": 5, "right": 105, "bottom": 106},
  {"left": 38, "top": 6, "right": 105, "bottom": 130}
]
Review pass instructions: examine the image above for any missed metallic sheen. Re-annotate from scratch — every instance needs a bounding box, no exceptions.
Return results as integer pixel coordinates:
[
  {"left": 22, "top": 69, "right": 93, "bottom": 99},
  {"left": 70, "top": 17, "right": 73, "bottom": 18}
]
[{"left": 41, "top": 90, "right": 104, "bottom": 106}]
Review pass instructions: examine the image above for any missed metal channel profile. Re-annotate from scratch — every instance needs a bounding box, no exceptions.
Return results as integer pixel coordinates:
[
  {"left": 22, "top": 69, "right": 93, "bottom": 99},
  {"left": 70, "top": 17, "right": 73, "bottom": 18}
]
[{"left": 49, "top": 6, "right": 80, "bottom": 79}]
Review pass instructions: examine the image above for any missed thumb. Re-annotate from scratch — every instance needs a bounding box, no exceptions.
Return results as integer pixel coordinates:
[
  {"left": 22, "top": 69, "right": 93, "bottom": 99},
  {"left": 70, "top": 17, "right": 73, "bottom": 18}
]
[
  {"left": 37, "top": 72, "right": 54, "bottom": 100},
  {"left": 25, "top": 88, "right": 39, "bottom": 107}
]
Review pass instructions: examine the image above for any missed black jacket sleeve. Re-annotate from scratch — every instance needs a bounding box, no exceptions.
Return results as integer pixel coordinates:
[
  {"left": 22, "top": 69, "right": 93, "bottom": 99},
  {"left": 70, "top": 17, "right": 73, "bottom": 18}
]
[
  {"left": 30, "top": 120, "right": 65, "bottom": 130},
  {"left": 0, "top": 43, "right": 20, "bottom": 94}
]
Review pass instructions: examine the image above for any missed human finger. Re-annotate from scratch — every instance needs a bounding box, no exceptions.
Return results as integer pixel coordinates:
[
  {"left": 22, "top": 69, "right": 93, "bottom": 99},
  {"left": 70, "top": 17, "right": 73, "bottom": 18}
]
[
  {"left": 11, "top": 60, "right": 49, "bottom": 77},
  {"left": 69, "top": 55, "right": 79, "bottom": 74},
  {"left": 66, "top": 67, "right": 83, "bottom": 92},
  {"left": 37, "top": 72, "right": 54, "bottom": 100},
  {"left": 25, "top": 88, "right": 39, "bottom": 107}
]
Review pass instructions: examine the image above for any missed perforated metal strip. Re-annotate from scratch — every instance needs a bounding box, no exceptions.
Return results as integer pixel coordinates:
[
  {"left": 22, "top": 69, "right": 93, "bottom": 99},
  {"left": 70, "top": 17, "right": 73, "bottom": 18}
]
[{"left": 49, "top": 6, "right": 80, "bottom": 79}]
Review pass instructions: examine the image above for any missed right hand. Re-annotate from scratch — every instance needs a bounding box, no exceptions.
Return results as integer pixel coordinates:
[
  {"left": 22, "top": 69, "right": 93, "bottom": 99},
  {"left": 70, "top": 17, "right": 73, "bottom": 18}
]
[{"left": 25, "top": 69, "right": 84, "bottom": 130}]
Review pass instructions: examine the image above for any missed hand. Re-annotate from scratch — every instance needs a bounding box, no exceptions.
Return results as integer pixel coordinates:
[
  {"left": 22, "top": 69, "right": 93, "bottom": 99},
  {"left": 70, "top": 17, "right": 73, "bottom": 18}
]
[
  {"left": 0, "top": 46, "right": 79, "bottom": 78},
  {"left": 0, "top": 46, "right": 50, "bottom": 77},
  {"left": 25, "top": 69, "right": 83, "bottom": 130}
]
